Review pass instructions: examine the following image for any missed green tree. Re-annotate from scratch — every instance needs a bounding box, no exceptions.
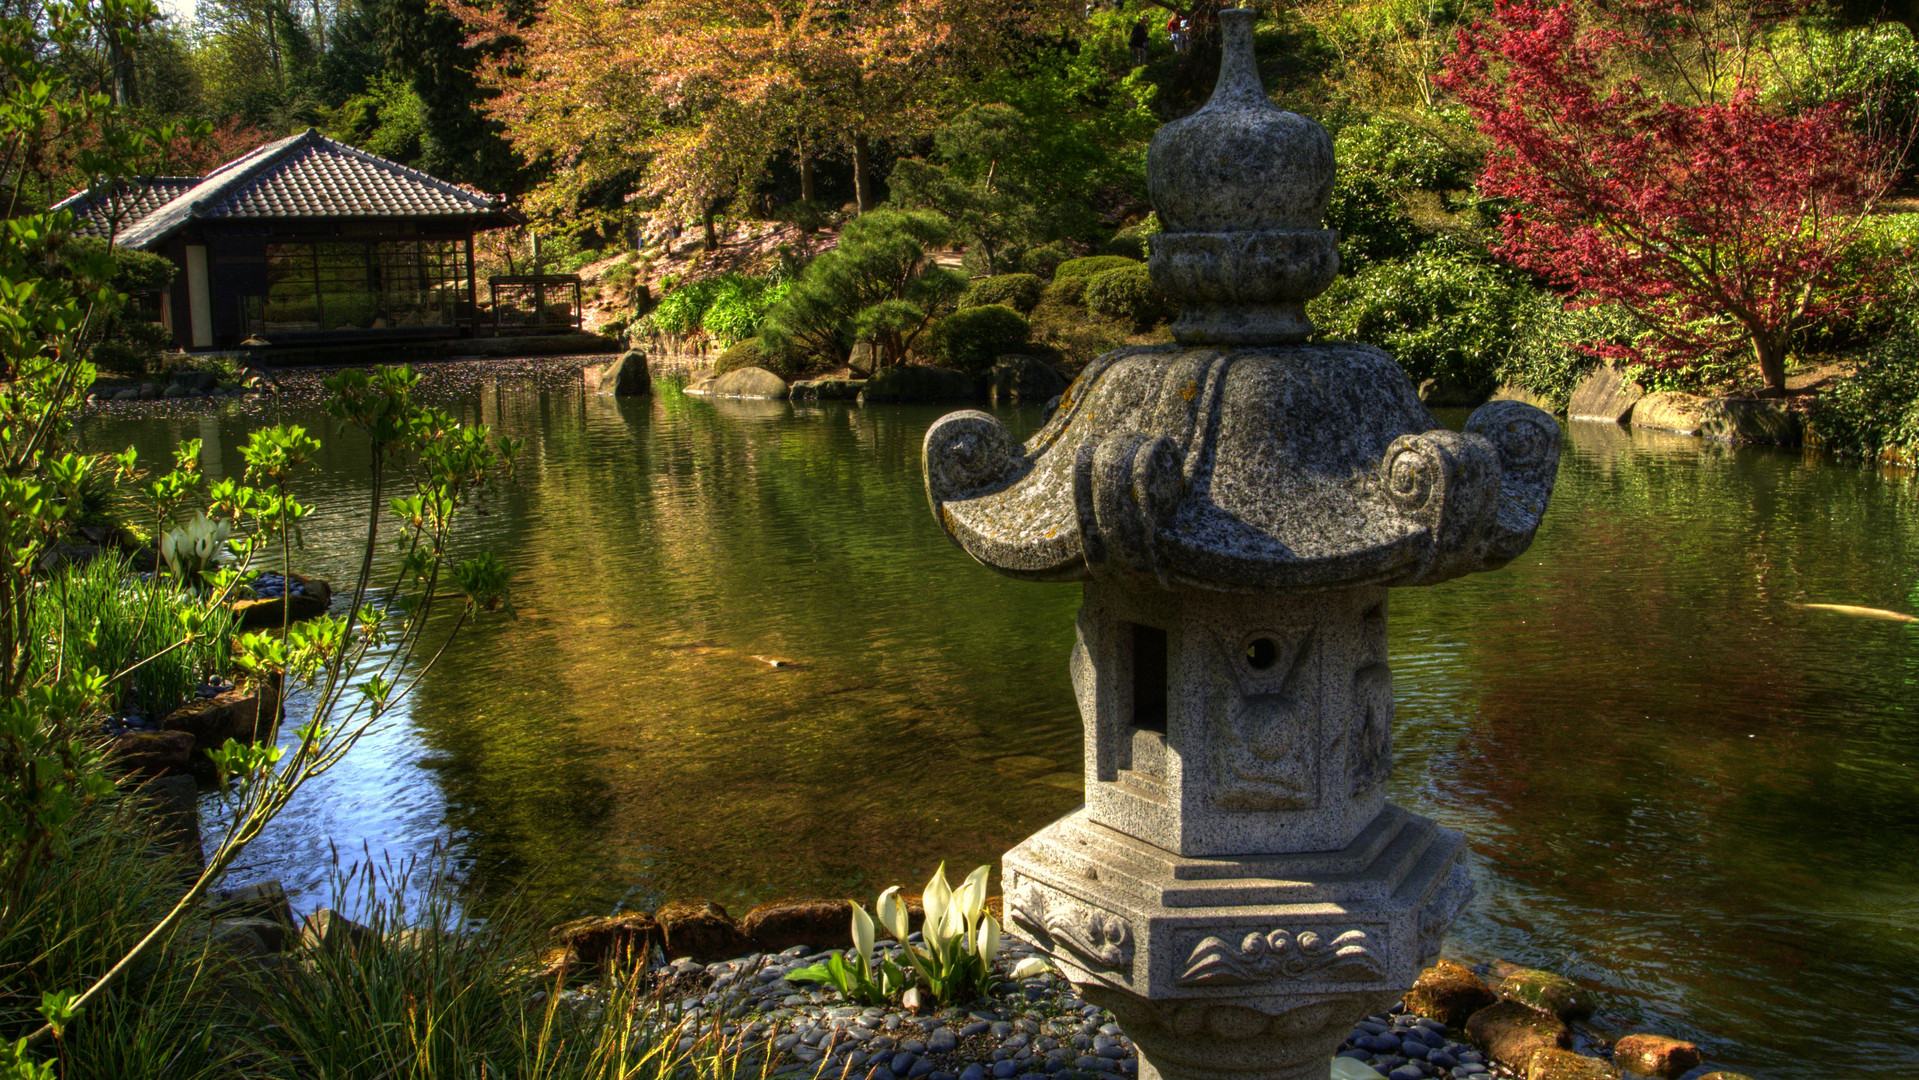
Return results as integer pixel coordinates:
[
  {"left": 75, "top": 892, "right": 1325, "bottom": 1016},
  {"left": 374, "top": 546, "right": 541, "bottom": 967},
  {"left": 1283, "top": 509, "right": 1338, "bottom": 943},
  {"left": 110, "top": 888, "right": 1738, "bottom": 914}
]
[{"left": 761, "top": 210, "right": 965, "bottom": 367}]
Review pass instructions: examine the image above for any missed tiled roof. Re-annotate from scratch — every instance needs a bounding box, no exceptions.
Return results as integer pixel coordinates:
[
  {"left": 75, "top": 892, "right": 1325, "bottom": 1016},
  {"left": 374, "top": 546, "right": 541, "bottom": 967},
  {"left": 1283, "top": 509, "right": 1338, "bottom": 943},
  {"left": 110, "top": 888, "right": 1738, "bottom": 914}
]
[
  {"left": 117, "top": 130, "right": 508, "bottom": 249},
  {"left": 53, "top": 178, "right": 201, "bottom": 239}
]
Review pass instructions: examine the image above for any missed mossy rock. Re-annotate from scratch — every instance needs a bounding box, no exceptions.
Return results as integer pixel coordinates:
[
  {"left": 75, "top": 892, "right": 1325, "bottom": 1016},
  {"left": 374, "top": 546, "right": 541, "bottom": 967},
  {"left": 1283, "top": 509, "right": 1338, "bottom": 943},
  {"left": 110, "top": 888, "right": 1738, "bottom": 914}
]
[
  {"left": 858, "top": 365, "right": 982, "bottom": 404},
  {"left": 1498, "top": 967, "right": 1596, "bottom": 1021}
]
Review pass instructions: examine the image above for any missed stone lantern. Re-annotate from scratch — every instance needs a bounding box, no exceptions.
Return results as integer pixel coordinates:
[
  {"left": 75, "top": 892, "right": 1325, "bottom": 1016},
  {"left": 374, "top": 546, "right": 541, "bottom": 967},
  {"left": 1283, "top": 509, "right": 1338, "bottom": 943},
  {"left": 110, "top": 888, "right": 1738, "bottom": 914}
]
[{"left": 920, "top": 11, "right": 1560, "bottom": 1080}]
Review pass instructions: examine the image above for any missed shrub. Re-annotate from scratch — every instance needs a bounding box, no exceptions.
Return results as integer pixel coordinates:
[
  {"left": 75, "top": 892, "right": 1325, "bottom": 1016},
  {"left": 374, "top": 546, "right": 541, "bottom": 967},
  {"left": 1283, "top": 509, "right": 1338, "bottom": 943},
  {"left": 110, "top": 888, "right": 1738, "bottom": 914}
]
[
  {"left": 1055, "top": 255, "right": 1139, "bottom": 282},
  {"left": 933, "top": 304, "right": 1031, "bottom": 374},
  {"left": 1810, "top": 328, "right": 1919, "bottom": 460},
  {"left": 1309, "top": 247, "right": 1539, "bottom": 390},
  {"left": 964, "top": 274, "right": 1043, "bottom": 314},
  {"left": 1496, "top": 301, "right": 1641, "bottom": 410},
  {"left": 761, "top": 209, "right": 965, "bottom": 367},
  {"left": 1022, "top": 242, "right": 1073, "bottom": 279},
  {"left": 1084, "top": 264, "right": 1176, "bottom": 330},
  {"left": 1046, "top": 256, "right": 1139, "bottom": 307}
]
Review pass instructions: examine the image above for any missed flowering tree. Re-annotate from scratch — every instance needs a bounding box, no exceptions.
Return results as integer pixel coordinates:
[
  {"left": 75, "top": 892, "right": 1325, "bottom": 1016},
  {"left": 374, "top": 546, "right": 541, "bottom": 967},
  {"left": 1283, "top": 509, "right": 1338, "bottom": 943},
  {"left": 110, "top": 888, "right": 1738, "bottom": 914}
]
[
  {"left": 459, "top": 0, "right": 1078, "bottom": 239},
  {"left": 1439, "top": 0, "right": 1895, "bottom": 394}
]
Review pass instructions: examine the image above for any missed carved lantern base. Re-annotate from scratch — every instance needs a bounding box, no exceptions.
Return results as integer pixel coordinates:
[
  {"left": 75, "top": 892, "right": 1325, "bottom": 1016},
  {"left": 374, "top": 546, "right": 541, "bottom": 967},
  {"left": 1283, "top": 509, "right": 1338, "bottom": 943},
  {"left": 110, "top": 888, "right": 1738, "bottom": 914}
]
[{"left": 1004, "top": 806, "right": 1472, "bottom": 1080}]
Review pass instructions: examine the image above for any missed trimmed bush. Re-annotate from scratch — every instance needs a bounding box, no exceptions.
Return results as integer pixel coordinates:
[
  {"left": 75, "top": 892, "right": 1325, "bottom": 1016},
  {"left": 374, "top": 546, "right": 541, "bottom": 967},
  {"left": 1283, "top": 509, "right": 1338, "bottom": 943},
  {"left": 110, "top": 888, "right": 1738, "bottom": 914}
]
[
  {"left": 964, "top": 274, "right": 1043, "bottom": 314},
  {"left": 933, "top": 304, "right": 1031, "bottom": 375},
  {"left": 1046, "top": 256, "right": 1139, "bottom": 307},
  {"left": 1084, "top": 264, "right": 1176, "bottom": 330},
  {"left": 1022, "top": 242, "right": 1072, "bottom": 279},
  {"left": 1055, "top": 255, "right": 1139, "bottom": 282},
  {"left": 1309, "top": 247, "right": 1539, "bottom": 390}
]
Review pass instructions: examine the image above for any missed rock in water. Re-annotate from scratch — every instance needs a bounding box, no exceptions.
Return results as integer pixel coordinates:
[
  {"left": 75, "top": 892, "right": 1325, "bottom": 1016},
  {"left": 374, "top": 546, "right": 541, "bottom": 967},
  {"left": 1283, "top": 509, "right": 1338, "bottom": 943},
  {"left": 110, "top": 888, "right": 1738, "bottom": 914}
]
[
  {"left": 548, "top": 911, "right": 664, "bottom": 976},
  {"left": 1523, "top": 1047, "right": 1617, "bottom": 1080},
  {"left": 1610, "top": 1034, "right": 1703, "bottom": 1079},
  {"left": 712, "top": 367, "right": 789, "bottom": 400},
  {"left": 1497, "top": 968, "right": 1596, "bottom": 1021},
  {"left": 1404, "top": 960, "right": 1497, "bottom": 1027},
  {"left": 592, "top": 350, "right": 653, "bottom": 396},
  {"left": 857, "top": 365, "right": 980, "bottom": 404},
  {"left": 1463, "top": 1001, "right": 1570, "bottom": 1072},
  {"left": 656, "top": 898, "right": 757, "bottom": 961},
  {"left": 988, "top": 356, "right": 1068, "bottom": 405},
  {"left": 109, "top": 730, "right": 195, "bottom": 777},
  {"left": 163, "top": 681, "right": 283, "bottom": 751},
  {"left": 743, "top": 898, "right": 860, "bottom": 953},
  {"left": 1566, "top": 363, "right": 1644, "bottom": 424},
  {"left": 1631, "top": 392, "right": 1708, "bottom": 435},
  {"left": 300, "top": 909, "right": 376, "bottom": 953}
]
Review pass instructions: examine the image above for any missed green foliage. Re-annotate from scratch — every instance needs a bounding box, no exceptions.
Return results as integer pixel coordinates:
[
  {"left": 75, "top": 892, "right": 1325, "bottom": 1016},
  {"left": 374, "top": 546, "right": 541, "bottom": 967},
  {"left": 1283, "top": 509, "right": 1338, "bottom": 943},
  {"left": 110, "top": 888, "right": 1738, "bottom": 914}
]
[
  {"left": 1325, "top": 113, "right": 1481, "bottom": 273},
  {"left": 1811, "top": 328, "right": 1919, "bottom": 460},
  {"left": 1047, "top": 256, "right": 1140, "bottom": 307},
  {"left": 787, "top": 901, "right": 911, "bottom": 1007},
  {"left": 963, "top": 274, "right": 1043, "bottom": 315},
  {"left": 933, "top": 304, "right": 1030, "bottom": 375},
  {"left": 29, "top": 554, "right": 236, "bottom": 721},
  {"left": 324, "top": 72, "right": 428, "bottom": 165},
  {"left": 761, "top": 210, "right": 965, "bottom": 367},
  {"left": 651, "top": 272, "right": 787, "bottom": 345},
  {"left": 1496, "top": 301, "right": 1642, "bottom": 410},
  {"left": 242, "top": 859, "right": 721, "bottom": 1080},
  {"left": 1309, "top": 247, "right": 1538, "bottom": 388},
  {"left": 1021, "top": 243, "right": 1073, "bottom": 279},
  {"left": 879, "top": 864, "right": 1003, "bottom": 1008},
  {"left": 1772, "top": 22, "right": 1919, "bottom": 177},
  {"left": 1083, "top": 264, "right": 1176, "bottom": 330},
  {"left": 1054, "top": 255, "right": 1140, "bottom": 282}
]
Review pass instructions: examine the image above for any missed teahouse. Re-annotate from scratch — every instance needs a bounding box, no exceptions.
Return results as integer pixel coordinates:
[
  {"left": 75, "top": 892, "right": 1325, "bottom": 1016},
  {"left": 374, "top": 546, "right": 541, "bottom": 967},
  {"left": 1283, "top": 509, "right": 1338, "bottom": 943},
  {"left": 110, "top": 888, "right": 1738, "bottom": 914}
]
[
  {"left": 55, "top": 130, "right": 515, "bottom": 350},
  {"left": 923, "top": 11, "right": 1561, "bottom": 1080}
]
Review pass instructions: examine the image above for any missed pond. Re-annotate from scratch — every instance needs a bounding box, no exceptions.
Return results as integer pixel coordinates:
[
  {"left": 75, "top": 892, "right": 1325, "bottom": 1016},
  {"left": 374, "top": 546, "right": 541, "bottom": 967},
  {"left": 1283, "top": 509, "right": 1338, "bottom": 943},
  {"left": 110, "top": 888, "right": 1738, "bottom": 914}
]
[{"left": 79, "top": 362, "right": 1919, "bottom": 1076}]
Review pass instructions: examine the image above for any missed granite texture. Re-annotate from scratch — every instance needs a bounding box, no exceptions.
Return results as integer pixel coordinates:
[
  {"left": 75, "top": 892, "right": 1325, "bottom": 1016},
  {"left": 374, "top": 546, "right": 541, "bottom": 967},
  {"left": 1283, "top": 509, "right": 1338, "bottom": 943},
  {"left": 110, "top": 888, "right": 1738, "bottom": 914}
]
[
  {"left": 922, "top": 10, "right": 1558, "bottom": 1080},
  {"left": 1145, "top": 9, "right": 1336, "bottom": 345},
  {"left": 924, "top": 347, "right": 1559, "bottom": 594}
]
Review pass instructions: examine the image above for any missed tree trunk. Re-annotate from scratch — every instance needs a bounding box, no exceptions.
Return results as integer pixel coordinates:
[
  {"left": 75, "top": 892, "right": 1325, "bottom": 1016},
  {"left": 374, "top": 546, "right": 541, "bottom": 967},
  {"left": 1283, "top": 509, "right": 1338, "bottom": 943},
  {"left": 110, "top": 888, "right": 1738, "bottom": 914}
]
[
  {"left": 1753, "top": 334, "right": 1788, "bottom": 396},
  {"left": 799, "top": 147, "right": 816, "bottom": 204},
  {"left": 703, "top": 211, "right": 719, "bottom": 251},
  {"left": 853, "top": 134, "right": 874, "bottom": 214}
]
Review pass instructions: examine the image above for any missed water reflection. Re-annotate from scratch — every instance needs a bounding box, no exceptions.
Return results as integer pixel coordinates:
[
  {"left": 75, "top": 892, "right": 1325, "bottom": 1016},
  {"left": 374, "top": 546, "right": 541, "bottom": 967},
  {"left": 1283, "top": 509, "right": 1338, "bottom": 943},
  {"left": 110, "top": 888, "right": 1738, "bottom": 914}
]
[{"left": 78, "top": 372, "right": 1919, "bottom": 1074}]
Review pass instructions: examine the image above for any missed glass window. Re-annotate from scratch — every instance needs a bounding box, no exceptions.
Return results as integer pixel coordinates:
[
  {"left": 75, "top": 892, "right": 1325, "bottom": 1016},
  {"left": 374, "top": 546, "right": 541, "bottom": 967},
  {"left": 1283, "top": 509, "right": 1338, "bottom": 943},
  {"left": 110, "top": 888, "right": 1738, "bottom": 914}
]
[{"left": 253, "top": 239, "right": 466, "bottom": 336}]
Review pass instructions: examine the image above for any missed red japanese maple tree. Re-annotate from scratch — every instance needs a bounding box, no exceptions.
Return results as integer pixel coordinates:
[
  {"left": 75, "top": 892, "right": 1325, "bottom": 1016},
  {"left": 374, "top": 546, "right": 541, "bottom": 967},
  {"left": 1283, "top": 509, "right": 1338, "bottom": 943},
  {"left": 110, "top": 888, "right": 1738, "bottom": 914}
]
[{"left": 1439, "top": 1, "right": 1894, "bottom": 394}]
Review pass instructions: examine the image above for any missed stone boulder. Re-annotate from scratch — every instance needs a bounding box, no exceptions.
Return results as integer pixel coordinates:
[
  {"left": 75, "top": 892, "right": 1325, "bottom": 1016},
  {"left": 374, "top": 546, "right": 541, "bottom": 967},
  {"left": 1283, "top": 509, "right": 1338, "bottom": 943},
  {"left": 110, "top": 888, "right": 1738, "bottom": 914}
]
[
  {"left": 711, "top": 366, "right": 790, "bottom": 401},
  {"left": 857, "top": 365, "right": 982, "bottom": 404},
  {"left": 1404, "top": 959, "right": 1497, "bottom": 1027},
  {"left": 163, "top": 681, "right": 282, "bottom": 752},
  {"left": 299, "top": 908, "right": 377, "bottom": 953},
  {"left": 546, "top": 912, "right": 664, "bottom": 976},
  {"left": 1699, "top": 396, "right": 1800, "bottom": 445},
  {"left": 791, "top": 379, "right": 865, "bottom": 401},
  {"left": 1418, "top": 377, "right": 1494, "bottom": 408},
  {"left": 1696, "top": 1073, "right": 1758, "bottom": 1080},
  {"left": 1491, "top": 382, "right": 1557, "bottom": 412},
  {"left": 233, "top": 573, "right": 332, "bottom": 629},
  {"left": 655, "top": 899, "right": 756, "bottom": 961},
  {"left": 1566, "top": 364, "right": 1644, "bottom": 424},
  {"left": 109, "top": 730, "right": 195, "bottom": 777},
  {"left": 209, "top": 880, "right": 294, "bottom": 926},
  {"left": 588, "top": 350, "right": 652, "bottom": 396},
  {"left": 849, "top": 341, "right": 879, "bottom": 378},
  {"left": 988, "top": 356, "right": 1069, "bottom": 405},
  {"left": 133, "top": 773, "right": 202, "bottom": 863},
  {"left": 1610, "top": 1035, "right": 1703, "bottom": 1079},
  {"left": 1631, "top": 392, "right": 1708, "bottom": 435},
  {"left": 1498, "top": 967, "right": 1596, "bottom": 1021},
  {"left": 1524, "top": 1048, "right": 1617, "bottom": 1080},
  {"left": 1464, "top": 1001, "right": 1570, "bottom": 1072},
  {"left": 211, "top": 916, "right": 291, "bottom": 955},
  {"left": 684, "top": 376, "right": 717, "bottom": 396},
  {"left": 742, "top": 898, "right": 859, "bottom": 954}
]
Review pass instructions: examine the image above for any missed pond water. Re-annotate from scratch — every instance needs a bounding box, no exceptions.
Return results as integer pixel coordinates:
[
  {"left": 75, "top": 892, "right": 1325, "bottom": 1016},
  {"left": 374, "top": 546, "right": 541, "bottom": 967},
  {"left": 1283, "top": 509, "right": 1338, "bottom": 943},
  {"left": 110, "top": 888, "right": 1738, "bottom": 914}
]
[{"left": 79, "top": 364, "right": 1919, "bottom": 1076}]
